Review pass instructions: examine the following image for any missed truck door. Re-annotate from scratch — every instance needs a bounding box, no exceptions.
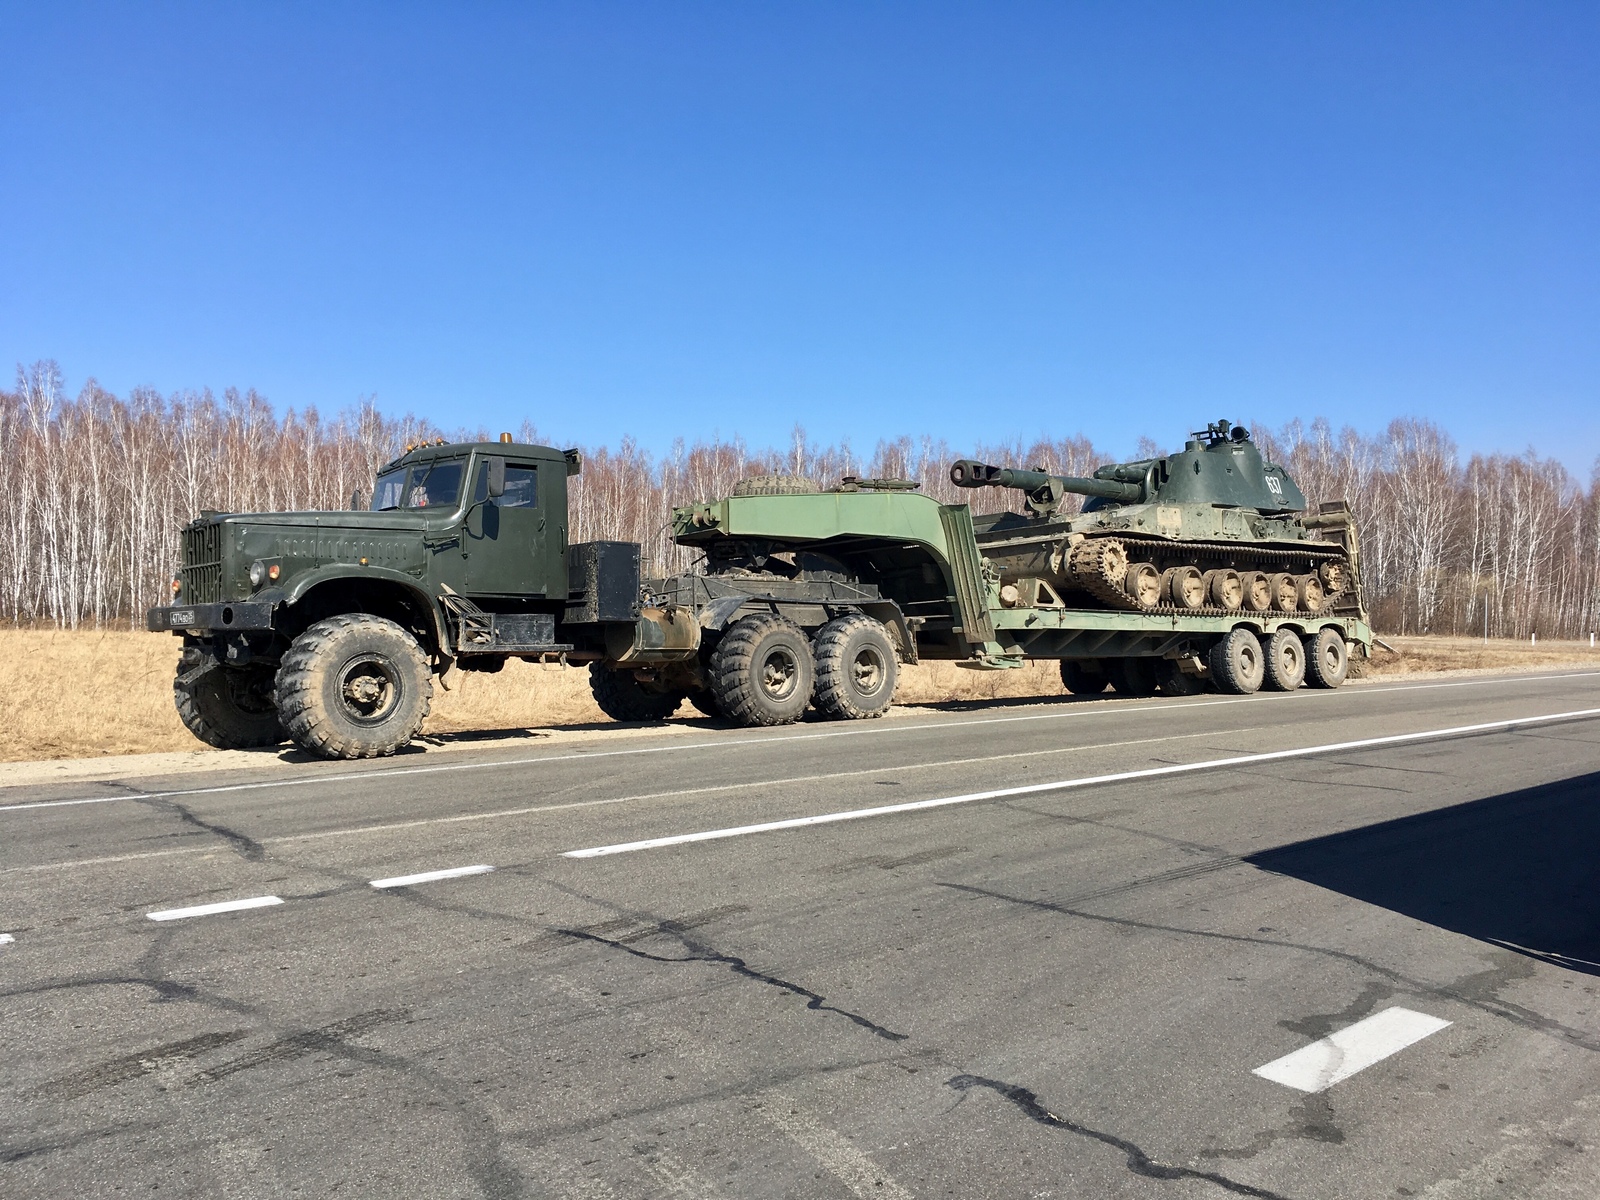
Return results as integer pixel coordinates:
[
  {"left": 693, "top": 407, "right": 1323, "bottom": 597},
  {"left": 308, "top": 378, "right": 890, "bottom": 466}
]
[{"left": 464, "top": 459, "right": 548, "bottom": 597}]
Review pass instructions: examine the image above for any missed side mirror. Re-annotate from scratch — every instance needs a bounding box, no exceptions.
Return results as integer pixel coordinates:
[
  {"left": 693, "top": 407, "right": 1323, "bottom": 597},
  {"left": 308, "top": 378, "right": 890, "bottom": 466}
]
[{"left": 485, "top": 456, "right": 506, "bottom": 499}]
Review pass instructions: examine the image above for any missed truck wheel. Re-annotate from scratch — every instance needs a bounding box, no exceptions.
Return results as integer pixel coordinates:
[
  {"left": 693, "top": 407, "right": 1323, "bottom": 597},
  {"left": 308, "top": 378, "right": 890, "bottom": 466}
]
[
  {"left": 1106, "top": 657, "right": 1159, "bottom": 697},
  {"left": 588, "top": 663, "right": 687, "bottom": 722},
  {"left": 1208, "top": 627, "right": 1265, "bottom": 694},
  {"left": 275, "top": 615, "right": 433, "bottom": 759},
  {"left": 813, "top": 615, "right": 898, "bottom": 720},
  {"left": 1155, "top": 658, "right": 1207, "bottom": 697},
  {"left": 1263, "top": 628, "right": 1306, "bottom": 691},
  {"left": 1303, "top": 628, "right": 1350, "bottom": 689},
  {"left": 1060, "top": 660, "right": 1109, "bottom": 695},
  {"left": 174, "top": 654, "right": 285, "bottom": 749},
  {"left": 687, "top": 689, "right": 722, "bottom": 718},
  {"left": 709, "top": 614, "right": 814, "bottom": 726}
]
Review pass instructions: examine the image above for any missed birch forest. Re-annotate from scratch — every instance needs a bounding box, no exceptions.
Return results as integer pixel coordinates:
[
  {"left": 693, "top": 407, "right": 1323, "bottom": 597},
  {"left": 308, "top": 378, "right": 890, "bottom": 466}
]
[{"left": 5, "top": 360, "right": 1599, "bottom": 639}]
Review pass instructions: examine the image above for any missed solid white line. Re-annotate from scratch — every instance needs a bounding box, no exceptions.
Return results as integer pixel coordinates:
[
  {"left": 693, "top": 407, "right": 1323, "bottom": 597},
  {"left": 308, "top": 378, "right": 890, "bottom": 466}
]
[
  {"left": 146, "top": 895, "right": 284, "bottom": 922},
  {"left": 562, "top": 705, "right": 1600, "bottom": 857},
  {"left": 5, "top": 668, "right": 1597, "bottom": 814},
  {"left": 369, "top": 864, "right": 494, "bottom": 889},
  {"left": 1253, "top": 1007, "right": 1452, "bottom": 1092}
]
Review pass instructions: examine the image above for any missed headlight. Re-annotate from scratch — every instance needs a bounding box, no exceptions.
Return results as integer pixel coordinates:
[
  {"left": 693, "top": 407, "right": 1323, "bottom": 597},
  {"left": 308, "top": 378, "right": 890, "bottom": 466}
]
[{"left": 249, "top": 561, "right": 266, "bottom": 587}]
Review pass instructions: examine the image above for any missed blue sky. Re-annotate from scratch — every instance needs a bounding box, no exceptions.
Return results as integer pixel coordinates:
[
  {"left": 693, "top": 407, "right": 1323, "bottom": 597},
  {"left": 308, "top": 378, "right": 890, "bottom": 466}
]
[{"left": 3, "top": 2, "right": 1597, "bottom": 469}]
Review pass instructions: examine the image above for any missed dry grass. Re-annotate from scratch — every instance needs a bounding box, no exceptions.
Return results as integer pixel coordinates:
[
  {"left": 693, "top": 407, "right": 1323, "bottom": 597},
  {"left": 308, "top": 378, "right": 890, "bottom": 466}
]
[{"left": 1, "top": 627, "right": 1593, "bottom": 763}]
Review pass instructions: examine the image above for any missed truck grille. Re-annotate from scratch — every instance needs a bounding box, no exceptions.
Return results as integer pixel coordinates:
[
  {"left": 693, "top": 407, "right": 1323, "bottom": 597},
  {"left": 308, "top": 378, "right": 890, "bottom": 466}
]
[{"left": 180, "top": 523, "right": 224, "bottom": 604}]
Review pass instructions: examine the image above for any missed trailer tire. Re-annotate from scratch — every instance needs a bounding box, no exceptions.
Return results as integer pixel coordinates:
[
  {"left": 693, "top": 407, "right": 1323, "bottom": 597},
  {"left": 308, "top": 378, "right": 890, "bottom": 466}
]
[
  {"left": 1303, "top": 627, "right": 1350, "bottom": 689},
  {"left": 1208, "top": 627, "right": 1265, "bottom": 694},
  {"left": 1060, "top": 660, "right": 1109, "bottom": 695},
  {"left": 687, "top": 689, "right": 723, "bottom": 718},
  {"left": 1155, "top": 658, "right": 1207, "bottom": 697},
  {"left": 275, "top": 615, "right": 432, "bottom": 759},
  {"left": 813, "top": 614, "right": 898, "bottom": 720},
  {"left": 1263, "top": 628, "right": 1306, "bottom": 691},
  {"left": 174, "top": 654, "right": 285, "bottom": 749},
  {"left": 709, "top": 614, "right": 814, "bottom": 726},
  {"left": 1106, "top": 656, "right": 1159, "bottom": 697},
  {"left": 589, "top": 663, "right": 687, "bottom": 722}
]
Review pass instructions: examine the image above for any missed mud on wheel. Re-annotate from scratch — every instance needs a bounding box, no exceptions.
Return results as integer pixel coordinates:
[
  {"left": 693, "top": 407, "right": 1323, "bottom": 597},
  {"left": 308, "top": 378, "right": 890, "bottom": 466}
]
[
  {"left": 174, "top": 649, "right": 284, "bottom": 749},
  {"left": 708, "top": 614, "right": 814, "bottom": 726},
  {"left": 812, "top": 614, "right": 898, "bottom": 720},
  {"left": 274, "top": 614, "right": 433, "bottom": 759},
  {"left": 589, "top": 663, "right": 687, "bottom": 722}
]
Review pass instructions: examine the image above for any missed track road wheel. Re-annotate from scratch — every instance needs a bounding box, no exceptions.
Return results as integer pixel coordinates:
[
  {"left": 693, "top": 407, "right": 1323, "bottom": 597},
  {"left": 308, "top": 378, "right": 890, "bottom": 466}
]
[
  {"left": 1304, "top": 627, "right": 1350, "bottom": 689},
  {"left": 1122, "top": 563, "right": 1160, "bottom": 609},
  {"left": 1155, "top": 658, "right": 1207, "bottom": 697},
  {"left": 1166, "top": 566, "right": 1205, "bottom": 609},
  {"left": 589, "top": 663, "right": 687, "bottom": 722},
  {"left": 275, "top": 615, "right": 432, "bottom": 759},
  {"left": 1263, "top": 628, "right": 1306, "bottom": 691},
  {"left": 1208, "top": 627, "right": 1265, "bottom": 694},
  {"left": 1268, "top": 572, "right": 1298, "bottom": 613},
  {"left": 1060, "top": 660, "right": 1110, "bottom": 695},
  {"left": 1242, "top": 571, "right": 1272, "bottom": 613},
  {"left": 813, "top": 614, "right": 898, "bottom": 720},
  {"left": 1106, "top": 657, "right": 1160, "bottom": 697},
  {"left": 1296, "top": 574, "right": 1326, "bottom": 612},
  {"left": 1205, "top": 569, "right": 1244, "bottom": 610},
  {"left": 709, "top": 615, "right": 814, "bottom": 726},
  {"left": 174, "top": 653, "right": 284, "bottom": 749}
]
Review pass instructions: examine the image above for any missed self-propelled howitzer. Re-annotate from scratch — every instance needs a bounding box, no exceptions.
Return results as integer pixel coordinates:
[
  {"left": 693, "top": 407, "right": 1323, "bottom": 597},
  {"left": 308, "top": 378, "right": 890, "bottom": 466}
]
[{"left": 951, "top": 420, "right": 1361, "bottom": 618}]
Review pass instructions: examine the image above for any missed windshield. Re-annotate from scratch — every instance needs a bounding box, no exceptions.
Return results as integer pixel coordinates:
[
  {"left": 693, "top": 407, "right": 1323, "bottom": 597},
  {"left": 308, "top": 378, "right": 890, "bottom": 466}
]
[{"left": 370, "top": 458, "right": 466, "bottom": 511}]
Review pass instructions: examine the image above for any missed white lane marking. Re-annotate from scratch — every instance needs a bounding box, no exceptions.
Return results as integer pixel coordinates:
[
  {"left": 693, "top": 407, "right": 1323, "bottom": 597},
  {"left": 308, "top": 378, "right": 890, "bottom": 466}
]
[
  {"left": 756, "top": 1097, "right": 914, "bottom": 1200},
  {"left": 1253, "top": 1007, "right": 1452, "bottom": 1092},
  {"left": 6, "top": 668, "right": 1597, "bottom": 814},
  {"left": 369, "top": 864, "right": 494, "bottom": 889},
  {"left": 146, "top": 895, "right": 284, "bottom": 922},
  {"left": 0, "top": 932, "right": 14, "bottom": 945},
  {"left": 562, "top": 705, "right": 1600, "bottom": 857},
  {"left": 1, "top": 726, "right": 1266, "bottom": 873}
]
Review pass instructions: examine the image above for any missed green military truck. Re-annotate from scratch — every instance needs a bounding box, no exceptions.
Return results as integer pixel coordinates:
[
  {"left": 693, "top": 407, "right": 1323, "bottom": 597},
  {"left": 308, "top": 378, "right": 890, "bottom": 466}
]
[{"left": 148, "top": 424, "right": 1371, "bottom": 760}]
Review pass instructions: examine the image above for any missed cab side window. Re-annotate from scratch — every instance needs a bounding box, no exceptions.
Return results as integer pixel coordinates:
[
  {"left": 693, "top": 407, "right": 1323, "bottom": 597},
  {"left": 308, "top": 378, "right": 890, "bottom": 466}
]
[{"left": 500, "top": 465, "right": 538, "bottom": 508}]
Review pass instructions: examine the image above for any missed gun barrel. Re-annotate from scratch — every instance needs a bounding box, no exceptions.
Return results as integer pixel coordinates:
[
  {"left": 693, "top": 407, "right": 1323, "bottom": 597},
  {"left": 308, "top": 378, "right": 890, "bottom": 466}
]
[{"left": 949, "top": 460, "right": 1143, "bottom": 503}]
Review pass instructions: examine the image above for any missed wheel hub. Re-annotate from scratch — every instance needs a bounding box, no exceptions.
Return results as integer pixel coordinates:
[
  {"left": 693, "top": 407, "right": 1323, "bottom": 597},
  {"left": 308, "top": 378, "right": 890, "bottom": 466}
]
[{"left": 338, "top": 655, "right": 400, "bottom": 723}]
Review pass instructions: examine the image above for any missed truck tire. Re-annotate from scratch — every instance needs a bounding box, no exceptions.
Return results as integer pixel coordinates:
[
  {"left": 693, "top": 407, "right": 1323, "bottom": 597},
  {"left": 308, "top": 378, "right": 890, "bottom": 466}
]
[
  {"left": 1263, "top": 627, "right": 1306, "bottom": 691},
  {"left": 1060, "top": 660, "right": 1109, "bottom": 695},
  {"left": 730, "top": 474, "right": 819, "bottom": 497},
  {"left": 589, "top": 663, "right": 687, "bottom": 722},
  {"left": 275, "top": 615, "right": 433, "bottom": 759},
  {"left": 1304, "top": 627, "right": 1350, "bottom": 689},
  {"left": 174, "top": 654, "right": 284, "bottom": 749},
  {"left": 1208, "top": 627, "right": 1265, "bottom": 694},
  {"left": 813, "top": 614, "right": 898, "bottom": 720},
  {"left": 1106, "top": 656, "right": 1159, "bottom": 697},
  {"left": 709, "top": 614, "right": 814, "bottom": 726},
  {"left": 1155, "top": 658, "right": 1207, "bottom": 697}
]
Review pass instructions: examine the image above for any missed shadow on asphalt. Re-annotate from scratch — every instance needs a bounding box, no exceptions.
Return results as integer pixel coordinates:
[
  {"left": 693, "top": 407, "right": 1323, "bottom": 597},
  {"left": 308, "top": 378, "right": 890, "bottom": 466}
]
[{"left": 1248, "top": 770, "right": 1600, "bottom": 976}]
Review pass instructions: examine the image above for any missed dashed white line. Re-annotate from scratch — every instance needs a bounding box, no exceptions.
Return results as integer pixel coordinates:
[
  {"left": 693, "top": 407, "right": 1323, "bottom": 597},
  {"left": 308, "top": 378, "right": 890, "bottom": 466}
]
[
  {"left": 370, "top": 864, "right": 494, "bottom": 888},
  {"left": 146, "top": 895, "right": 284, "bottom": 922},
  {"left": 1253, "top": 1007, "right": 1452, "bottom": 1092},
  {"left": 0, "top": 932, "right": 14, "bottom": 945},
  {"left": 562, "top": 705, "right": 1600, "bottom": 857}
]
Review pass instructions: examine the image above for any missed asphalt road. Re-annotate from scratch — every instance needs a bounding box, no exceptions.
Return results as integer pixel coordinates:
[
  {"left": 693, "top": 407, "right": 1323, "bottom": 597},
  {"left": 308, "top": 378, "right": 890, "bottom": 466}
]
[{"left": 4, "top": 669, "right": 1600, "bottom": 1199}]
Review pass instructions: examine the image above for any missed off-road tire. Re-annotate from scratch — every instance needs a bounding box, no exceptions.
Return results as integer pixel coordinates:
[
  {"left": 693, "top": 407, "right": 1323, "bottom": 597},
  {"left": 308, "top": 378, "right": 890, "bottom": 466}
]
[
  {"left": 1106, "top": 656, "right": 1160, "bottom": 697},
  {"left": 708, "top": 614, "right": 814, "bottom": 726},
  {"left": 1304, "top": 627, "right": 1350, "bottom": 689},
  {"left": 1155, "top": 658, "right": 1208, "bottom": 697},
  {"left": 812, "top": 614, "right": 898, "bottom": 720},
  {"left": 589, "top": 663, "right": 687, "bottom": 722},
  {"left": 730, "top": 474, "right": 819, "bottom": 497},
  {"left": 687, "top": 689, "right": 722, "bottom": 719},
  {"left": 1209, "top": 627, "right": 1265, "bottom": 694},
  {"left": 174, "top": 653, "right": 284, "bottom": 749},
  {"left": 1263, "top": 627, "right": 1306, "bottom": 692},
  {"left": 275, "top": 615, "right": 433, "bottom": 759},
  {"left": 1060, "top": 660, "right": 1110, "bottom": 695}
]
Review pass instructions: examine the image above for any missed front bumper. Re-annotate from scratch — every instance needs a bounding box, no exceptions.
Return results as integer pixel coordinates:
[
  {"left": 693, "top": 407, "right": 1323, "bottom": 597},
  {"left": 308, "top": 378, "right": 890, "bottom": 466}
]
[{"left": 146, "top": 602, "right": 276, "bottom": 633}]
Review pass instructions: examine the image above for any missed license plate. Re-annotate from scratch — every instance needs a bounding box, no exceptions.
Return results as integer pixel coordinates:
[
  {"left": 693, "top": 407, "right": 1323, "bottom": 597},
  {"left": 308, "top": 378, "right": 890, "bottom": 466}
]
[{"left": 169, "top": 609, "right": 197, "bottom": 627}]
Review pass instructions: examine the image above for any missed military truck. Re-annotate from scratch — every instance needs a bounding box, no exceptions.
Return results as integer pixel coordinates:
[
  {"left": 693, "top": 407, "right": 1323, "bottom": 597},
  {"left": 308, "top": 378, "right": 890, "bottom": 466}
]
[{"left": 148, "top": 423, "right": 1371, "bottom": 760}]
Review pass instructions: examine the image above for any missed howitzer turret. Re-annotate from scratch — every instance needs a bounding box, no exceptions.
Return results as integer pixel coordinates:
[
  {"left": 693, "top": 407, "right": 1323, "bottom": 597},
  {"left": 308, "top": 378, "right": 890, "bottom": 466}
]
[{"left": 954, "top": 420, "right": 1361, "bottom": 620}]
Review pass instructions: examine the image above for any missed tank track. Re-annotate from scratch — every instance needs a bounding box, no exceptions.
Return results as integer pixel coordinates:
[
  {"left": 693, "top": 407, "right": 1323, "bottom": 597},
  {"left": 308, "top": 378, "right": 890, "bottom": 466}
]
[{"left": 1066, "top": 533, "right": 1349, "bottom": 618}]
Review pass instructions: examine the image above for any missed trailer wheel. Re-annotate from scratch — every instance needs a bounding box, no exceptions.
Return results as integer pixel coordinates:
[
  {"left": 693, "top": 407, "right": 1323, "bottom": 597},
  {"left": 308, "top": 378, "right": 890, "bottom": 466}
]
[
  {"left": 1155, "top": 658, "right": 1207, "bottom": 697},
  {"left": 813, "top": 614, "right": 898, "bottom": 720},
  {"left": 709, "top": 614, "right": 814, "bottom": 726},
  {"left": 1060, "top": 660, "right": 1109, "bottom": 695},
  {"left": 1303, "top": 628, "right": 1350, "bottom": 689},
  {"left": 1106, "top": 657, "right": 1159, "bottom": 697},
  {"left": 1208, "top": 628, "right": 1265, "bottom": 694},
  {"left": 174, "top": 653, "right": 285, "bottom": 749},
  {"left": 1263, "top": 628, "right": 1306, "bottom": 691},
  {"left": 275, "top": 615, "right": 432, "bottom": 759},
  {"left": 589, "top": 663, "right": 687, "bottom": 722}
]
